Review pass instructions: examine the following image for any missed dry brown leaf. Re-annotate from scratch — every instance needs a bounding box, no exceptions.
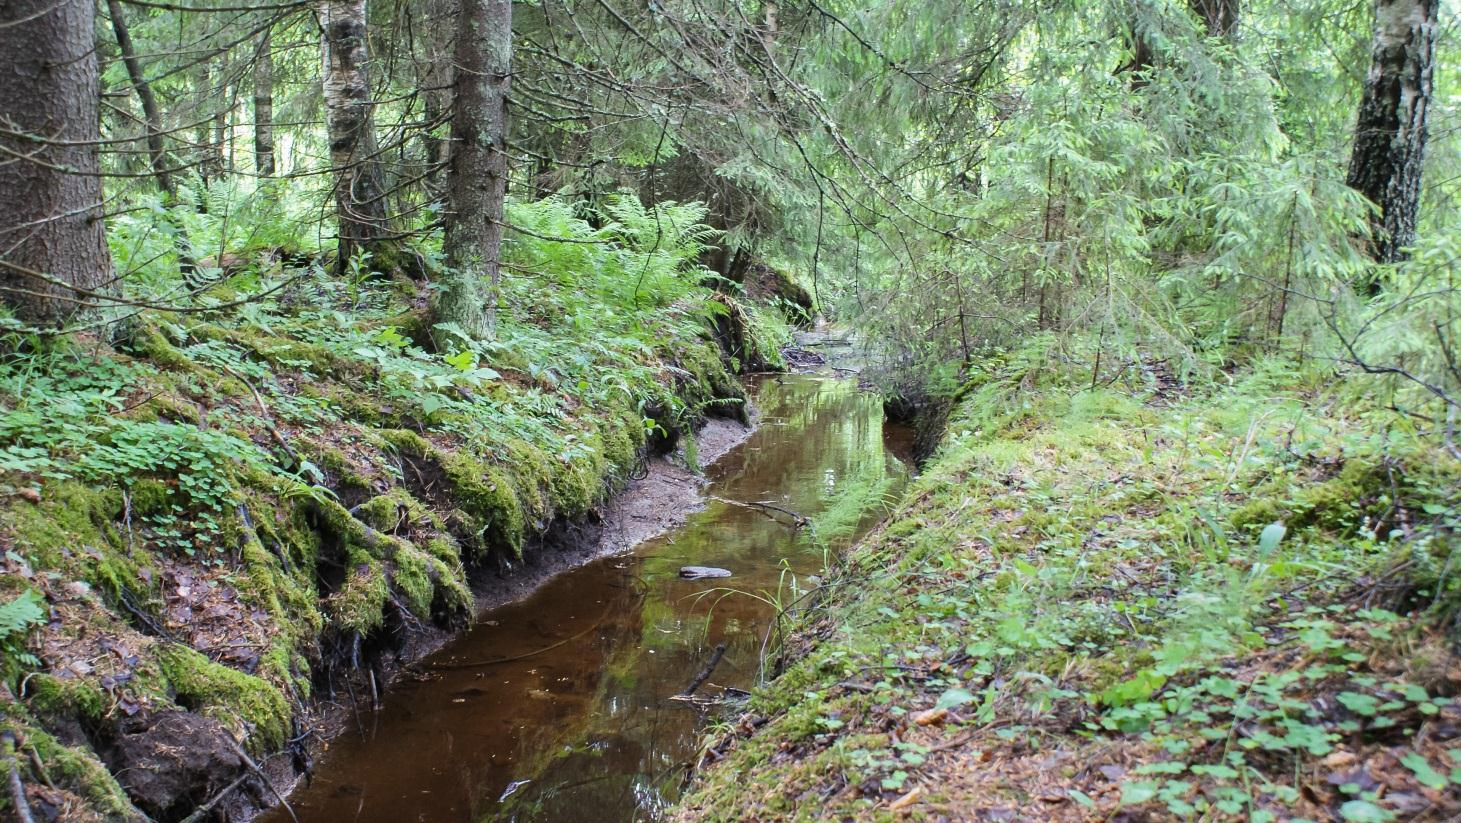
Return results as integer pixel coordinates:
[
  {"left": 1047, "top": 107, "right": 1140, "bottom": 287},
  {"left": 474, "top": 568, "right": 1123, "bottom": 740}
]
[
  {"left": 912, "top": 707, "right": 949, "bottom": 726},
  {"left": 889, "top": 786, "right": 923, "bottom": 811},
  {"left": 1321, "top": 750, "right": 1356, "bottom": 768}
]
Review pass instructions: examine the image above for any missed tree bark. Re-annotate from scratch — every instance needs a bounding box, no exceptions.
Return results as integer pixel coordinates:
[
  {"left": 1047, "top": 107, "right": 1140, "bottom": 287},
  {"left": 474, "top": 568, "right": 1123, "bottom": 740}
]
[
  {"left": 195, "top": 63, "right": 227, "bottom": 188},
  {"left": 1189, "top": 0, "right": 1238, "bottom": 38},
  {"left": 209, "top": 66, "right": 229, "bottom": 180},
  {"left": 254, "top": 31, "right": 276, "bottom": 177},
  {"left": 320, "top": 0, "right": 395, "bottom": 270},
  {"left": 0, "top": 0, "right": 115, "bottom": 326},
  {"left": 1119, "top": 9, "right": 1155, "bottom": 88},
  {"left": 106, "top": 0, "right": 177, "bottom": 201},
  {"left": 418, "top": 0, "right": 455, "bottom": 195},
  {"left": 1346, "top": 0, "right": 1438, "bottom": 265},
  {"left": 435, "top": 0, "right": 512, "bottom": 340}
]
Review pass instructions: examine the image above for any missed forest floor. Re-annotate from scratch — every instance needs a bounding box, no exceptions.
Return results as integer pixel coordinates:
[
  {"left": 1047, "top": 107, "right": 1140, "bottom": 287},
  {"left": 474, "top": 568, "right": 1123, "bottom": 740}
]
[
  {"left": 0, "top": 258, "right": 787, "bottom": 822},
  {"left": 675, "top": 347, "right": 1461, "bottom": 822}
]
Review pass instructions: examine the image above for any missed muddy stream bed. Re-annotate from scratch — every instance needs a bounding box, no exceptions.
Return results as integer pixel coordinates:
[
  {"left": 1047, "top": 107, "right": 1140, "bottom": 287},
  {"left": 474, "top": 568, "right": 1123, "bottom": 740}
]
[{"left": 262, "top": 374, "right": 912, "bottom": 822}]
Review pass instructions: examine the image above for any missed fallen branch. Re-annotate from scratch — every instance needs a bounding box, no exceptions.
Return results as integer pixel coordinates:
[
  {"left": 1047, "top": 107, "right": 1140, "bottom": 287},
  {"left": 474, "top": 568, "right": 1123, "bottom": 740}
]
[
  {"left": 926, "top": 729, "right": 978, "bottom": 753},
  {"left": 681, "top": 643, "right": 728, "bottom": 697},
  {"left": 709, "top": 496, "right": 810, "bottom": 528},
  {"left": 24, "top": 745, "right": 53, "bottom": 790},
  {"left": 219, "top": 363, "right": 300, "bottom": 468},
  {"left": 225, "top": 736, "right": 298, "bottom": 823},
  {"left": 2, "top": 732, "right": 35, "bottom": 823},
  {"left": 179, "top": 773, "right": 250, "bottom": 823}
]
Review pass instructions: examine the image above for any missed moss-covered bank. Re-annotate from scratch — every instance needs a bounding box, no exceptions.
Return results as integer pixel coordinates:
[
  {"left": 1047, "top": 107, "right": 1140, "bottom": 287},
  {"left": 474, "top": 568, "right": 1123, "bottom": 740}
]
[
  {"left": 0, "top": 262, "right": 786, "bottom": 821},
  {"left": 674, "top": 349, "right": 1460, "bottom": 821}
]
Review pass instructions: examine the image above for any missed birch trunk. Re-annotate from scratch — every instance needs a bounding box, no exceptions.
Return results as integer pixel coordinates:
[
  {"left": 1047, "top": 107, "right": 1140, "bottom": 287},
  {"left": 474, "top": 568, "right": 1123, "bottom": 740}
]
[
  {"left": 254, "top": 31, "right": 276, "bottom": 177},
  {"left": 320, "top": 0, "right": 394, "bottom": 270},
  {"left": 1347, "top": 0, "right": 1438, "bottom": 265}
]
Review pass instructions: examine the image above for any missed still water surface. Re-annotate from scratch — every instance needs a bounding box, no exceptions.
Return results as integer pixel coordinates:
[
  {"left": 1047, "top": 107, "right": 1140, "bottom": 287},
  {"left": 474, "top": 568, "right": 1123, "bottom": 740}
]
[{"left": 268, "top": 375, "right": 912, "bottom": 822}]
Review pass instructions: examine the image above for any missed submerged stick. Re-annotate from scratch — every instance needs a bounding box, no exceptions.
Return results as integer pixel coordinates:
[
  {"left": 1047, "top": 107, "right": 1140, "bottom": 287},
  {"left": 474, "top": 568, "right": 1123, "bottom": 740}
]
[
  {"left": 708, "top": 497, "right": 810, "bottom": 528},
  {"left": 680, "top": 643, "right": 728, "bottom": 697},
  {"left": 431, "top": 601, "right": 616, "bottom": 671}
]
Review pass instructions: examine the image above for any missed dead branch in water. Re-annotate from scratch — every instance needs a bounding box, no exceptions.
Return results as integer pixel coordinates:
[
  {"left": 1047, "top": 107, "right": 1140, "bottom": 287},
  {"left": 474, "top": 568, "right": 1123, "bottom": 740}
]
[
  {"left": 709, "top": 497, "right": 810, "bottom": 528},
  {"left": 680, "top": 643, "right": 728, "bottom": 697}
]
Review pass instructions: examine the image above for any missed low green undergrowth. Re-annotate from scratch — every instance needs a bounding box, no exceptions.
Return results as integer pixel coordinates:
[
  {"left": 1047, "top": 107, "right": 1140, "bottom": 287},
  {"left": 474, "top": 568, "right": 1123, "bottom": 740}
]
[
  {"left": 676, "top": 343, "right": 1460, "bottom": 822},
  {"left": 0, "top": 194, "right": 780, "bottom": 820}
]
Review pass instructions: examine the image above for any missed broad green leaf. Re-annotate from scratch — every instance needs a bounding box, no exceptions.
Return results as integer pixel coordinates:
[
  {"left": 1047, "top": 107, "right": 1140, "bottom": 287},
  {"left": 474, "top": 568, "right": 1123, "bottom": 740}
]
[
  {"left": 1258, "top": 522, "right": 1287, "bottom": 555},
  {"left": 935, "top": 687, "right": 976, "bottom": 710}
]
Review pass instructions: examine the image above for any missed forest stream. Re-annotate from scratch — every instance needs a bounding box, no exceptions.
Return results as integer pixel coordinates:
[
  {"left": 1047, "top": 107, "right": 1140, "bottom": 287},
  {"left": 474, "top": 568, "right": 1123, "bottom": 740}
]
[{"left": 259, "top": 374, "right": 913, "bottom": 822}]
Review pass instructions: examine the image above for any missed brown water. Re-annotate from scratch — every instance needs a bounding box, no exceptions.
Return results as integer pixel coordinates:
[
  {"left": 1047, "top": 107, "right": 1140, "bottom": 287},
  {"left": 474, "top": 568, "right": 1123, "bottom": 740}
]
[{"left": 266, "top": 375, "right": 911, "bottom": 823}]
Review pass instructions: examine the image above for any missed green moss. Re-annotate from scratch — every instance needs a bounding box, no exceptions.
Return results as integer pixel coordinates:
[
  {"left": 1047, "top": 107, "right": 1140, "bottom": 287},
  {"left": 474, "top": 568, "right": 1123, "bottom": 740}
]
[
  {"left": 123, "top": 322, "right": 194, "bottom": 372},
  {"left": 249, "top": 489, "right": 326, "bottom": 580},
  {"left": 354, "top": 488, "right": 441, "bottom": 534},
  {"left": 258, "top": 640, "right": 306, "bottom": 701},
  {"left": 379, "top": 428, "right": 432, "bottom": 456},
  {"left": 602, "top": 412, "right": 642, "bottom": 472},
  {"left": 156, "top": 643, "right": 291, "bottom": 751},
  {"left": 3, "top": 481, "right": 122, "bottom": 574},
  {"left": 303, "top": 442, "right": 376, "bottom": 491},
  {"left": 385, "top": 307, "right": 435, "bottom": 350},
  {"left": 431, "top": 556, "right": 472, "bottom": 616},
  {"left": 447, "top": 457, "right": 525, "bottom": 557},
  {"left": 1230, "top": 497, "right": 1282, "bottom": 532},
  {"left": 190, "top": 322, "right": 366, "bottom": 380},
  {"left": 118, "top": 389, "right": 203, "bottom": 426},
  {"left": 1289, "top": 460, "right": 1386, "bottom": 532},
  {"left": 235, "top": 516, "right": 322, "bottom": 642},
  {"left": 328, "top": 556, "right": 390, "bottom": 635},
  {"left": 22, "top": 673, "right": 108, "bottom": 725},
  {"left": 391, "top": 546, "right": 435, "bottom": 617},
  {"left": 125, "top": 478, "right": 172, "bottom": 517},
  {"left": 500, "top": 438, "right": 555, "bottom": 521},
  {"left": 1231, "top": 460, "right": 1388, "bottom": 536},
  {"left": 1, "top": 712, "right": 142, "bottom": 820},
  {"left": 426, "top": 534, "right": 462, "bottom": 564},
  {"left": 303, "top": 383, "right": 388, "bottom": 426}
]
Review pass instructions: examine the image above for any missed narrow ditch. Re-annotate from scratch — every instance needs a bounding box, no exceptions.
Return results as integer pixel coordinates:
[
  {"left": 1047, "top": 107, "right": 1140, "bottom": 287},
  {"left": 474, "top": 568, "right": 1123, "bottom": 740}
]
[{"left": 257, "top": 374, "right": 914, "bottom": 822}]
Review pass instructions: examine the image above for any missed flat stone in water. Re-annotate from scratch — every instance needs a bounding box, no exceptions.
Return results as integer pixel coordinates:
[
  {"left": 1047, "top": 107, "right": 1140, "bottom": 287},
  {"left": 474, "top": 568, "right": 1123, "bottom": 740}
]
[{"left": 679, "top": 566, "right": 732, "bottom": 579}]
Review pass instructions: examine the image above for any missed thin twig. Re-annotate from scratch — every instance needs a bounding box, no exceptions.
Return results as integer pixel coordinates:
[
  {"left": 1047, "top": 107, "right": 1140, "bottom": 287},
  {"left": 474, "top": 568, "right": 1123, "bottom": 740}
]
[
  {"left": 218, "top": 363, "right": 299, "bottom": 467},
  {"left": 708, "top": 496, "right": 809, "bottom": 527}
]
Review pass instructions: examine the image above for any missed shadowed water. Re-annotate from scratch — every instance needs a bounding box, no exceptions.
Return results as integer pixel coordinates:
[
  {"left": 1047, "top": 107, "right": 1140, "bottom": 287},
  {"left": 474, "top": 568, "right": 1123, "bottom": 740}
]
[{"left": 264, "top": 375, "right": 912, "bottom": 822}]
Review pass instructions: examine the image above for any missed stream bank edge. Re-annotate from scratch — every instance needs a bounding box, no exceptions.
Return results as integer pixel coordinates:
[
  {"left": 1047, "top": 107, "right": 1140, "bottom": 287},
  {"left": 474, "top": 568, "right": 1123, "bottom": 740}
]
[
  {"left": 0, "top": 290, "right": 782, "bottom": 823},
  {"left": 673, "top": 347, "right": 1461, "bottom": 821}
]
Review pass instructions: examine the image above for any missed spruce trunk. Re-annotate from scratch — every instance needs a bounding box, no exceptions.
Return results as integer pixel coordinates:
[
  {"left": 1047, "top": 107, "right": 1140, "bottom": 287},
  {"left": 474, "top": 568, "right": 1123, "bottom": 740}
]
[
  {"left": 106, "top": 0, "right": 177, "bottom": 201},
  {"left": 436, "top": 0, "right": 511, "bottom": 340},
  {"left": 0, "top": 0, "right": 115, "bottom": 327}
]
